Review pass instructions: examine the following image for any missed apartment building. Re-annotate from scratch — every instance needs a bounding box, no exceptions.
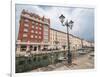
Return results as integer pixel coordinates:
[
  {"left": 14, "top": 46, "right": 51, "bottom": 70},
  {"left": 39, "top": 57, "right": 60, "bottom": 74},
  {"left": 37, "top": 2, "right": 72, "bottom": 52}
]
[
  {"left": 16, "top": 9, "right": 50, "bottom": 53},
  {"left": 49, "top": 28, "right": 67, "bottom": 50},
  {"left": 50, "top": 29, "right": 84, "bottom": 51},
  {"left": 69, "top": 35, "right": 82, "bottom": 50},
  {"left": 49, "top": 28, "right": 93, "bottom": 50}
]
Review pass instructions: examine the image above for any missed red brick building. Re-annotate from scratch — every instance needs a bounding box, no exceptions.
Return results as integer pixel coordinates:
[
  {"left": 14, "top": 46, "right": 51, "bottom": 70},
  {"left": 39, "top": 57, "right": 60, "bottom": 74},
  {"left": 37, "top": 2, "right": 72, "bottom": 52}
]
[{"left": 16, "top": 9, "right": 50, "bottom": 52}]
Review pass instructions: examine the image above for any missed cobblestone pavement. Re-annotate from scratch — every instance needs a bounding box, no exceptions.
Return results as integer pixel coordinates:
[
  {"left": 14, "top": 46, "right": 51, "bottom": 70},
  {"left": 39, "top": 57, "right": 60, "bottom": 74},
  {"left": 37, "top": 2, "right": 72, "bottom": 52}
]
[{"left": 31, "top": 51, "right": 94, "bottom": 72}]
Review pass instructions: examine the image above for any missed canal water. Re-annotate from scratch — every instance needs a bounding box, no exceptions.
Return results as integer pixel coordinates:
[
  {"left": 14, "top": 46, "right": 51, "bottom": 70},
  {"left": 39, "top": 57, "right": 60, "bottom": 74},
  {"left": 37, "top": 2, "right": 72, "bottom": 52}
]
[{"left": 16, "top": 51, "right": 66, "bottom": 73}]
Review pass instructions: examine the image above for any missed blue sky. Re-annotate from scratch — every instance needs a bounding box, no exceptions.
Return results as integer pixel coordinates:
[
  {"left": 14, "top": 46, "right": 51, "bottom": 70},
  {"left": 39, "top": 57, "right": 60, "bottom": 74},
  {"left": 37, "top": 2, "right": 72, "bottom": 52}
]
[{"left": 15, "top": 4, "right": 94, "bottom": 42}]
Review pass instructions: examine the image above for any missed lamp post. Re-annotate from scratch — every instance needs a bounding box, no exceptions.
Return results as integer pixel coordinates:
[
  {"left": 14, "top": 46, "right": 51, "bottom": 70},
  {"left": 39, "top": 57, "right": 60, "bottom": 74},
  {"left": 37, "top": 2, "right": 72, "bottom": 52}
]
[{"left": 59, "top": 14, "right": 74, "bottom": 65}]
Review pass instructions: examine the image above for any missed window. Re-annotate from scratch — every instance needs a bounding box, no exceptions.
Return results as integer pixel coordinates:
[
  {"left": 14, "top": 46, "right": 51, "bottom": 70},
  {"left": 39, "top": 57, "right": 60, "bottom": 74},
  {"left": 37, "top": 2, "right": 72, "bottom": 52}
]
[
  {"left": 36, "top": 22, "right": 38, "bottom": 25},
  {"left": 24, "top": 19, "right": 29, "bottom": 22},
  {"left": 20, "top": 45, "right": 27, "bottom": 51},
  {"left": 40, "top": 24, "right": 42, "bottom": 26},
  {"left": 32, "top": 21, "right": 35, "bottom": 24},
  {"left": 32, "top": 25, "right": 34, "bottom": 28},
  {"left": 44, "top": 26, "right": 48, "bottom": 29},
  {"left": 35, "top": 27, "right": 38, "bottom": 29},
  {"left": 39, "top": 27, "right": 42, "bottom": 30},
  {"left": 44, "top": 32, "right": 48, "bottom": 36},
  {"left": 44, "top": 29, "right": 48, "bottom": 32},
  {"left": 44, "top": 39, "right": 48, "bottom": 43},
  {"left": 24, "top": 28, "right": 28, "bottom": 32},
  {"left": 39, "top": 32, "right": 41, "bottom": 34},
  {"left": 39, "top": 36, "right": 41, "bottom": 39},
  {"left": 31, "top": 30, "right": 34, "bottom": 33},
  {"left": 24, "top": 24, "right": 29, "bottom": 27},
  {"left": 24, "top": 14, "right": 30, "bottom": 18},
  {"left": 44, "top": 36, "right": 48, "bottom": 39},
  {"left": 35, "top": 35, "right": 37, "bottom": 38},
  {"left": 23, "top": 34, "right": 27, "bottom": 37},
  {"left": 35, "top": 31, "right": 38, "bottom": 34},
  {"left": 31, "top": 35, "right": 34, "bottom": 38}
]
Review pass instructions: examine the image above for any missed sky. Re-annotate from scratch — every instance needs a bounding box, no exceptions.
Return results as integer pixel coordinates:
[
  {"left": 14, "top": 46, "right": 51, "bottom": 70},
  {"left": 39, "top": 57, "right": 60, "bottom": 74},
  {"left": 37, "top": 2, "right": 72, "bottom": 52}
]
[{"left": 15, "top": 4, "right": 94, "bottom": 42}]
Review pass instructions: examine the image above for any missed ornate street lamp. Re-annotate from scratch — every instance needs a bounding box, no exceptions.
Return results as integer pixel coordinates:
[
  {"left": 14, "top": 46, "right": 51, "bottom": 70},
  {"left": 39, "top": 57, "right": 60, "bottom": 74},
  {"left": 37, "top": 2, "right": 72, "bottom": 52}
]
[{"left": 59, "top": 14, "right": 74, "bottom": 65}]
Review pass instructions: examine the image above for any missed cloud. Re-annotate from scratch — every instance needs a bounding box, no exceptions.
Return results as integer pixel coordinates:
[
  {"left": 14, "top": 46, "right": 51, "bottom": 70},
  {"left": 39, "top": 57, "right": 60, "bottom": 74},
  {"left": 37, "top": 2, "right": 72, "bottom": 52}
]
[
  {"left": 15, "top": 4, "right": 94, "bottom": 42},
  {"left": 69, "top": 8, "right": 94, "bottom": 41}
]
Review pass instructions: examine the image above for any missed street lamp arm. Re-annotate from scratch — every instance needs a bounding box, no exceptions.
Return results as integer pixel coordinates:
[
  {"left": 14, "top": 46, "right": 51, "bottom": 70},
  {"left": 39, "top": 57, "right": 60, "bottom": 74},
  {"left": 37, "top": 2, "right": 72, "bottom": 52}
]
[{"left": 59, "top": 14, "right": 74, "bottom": 65}]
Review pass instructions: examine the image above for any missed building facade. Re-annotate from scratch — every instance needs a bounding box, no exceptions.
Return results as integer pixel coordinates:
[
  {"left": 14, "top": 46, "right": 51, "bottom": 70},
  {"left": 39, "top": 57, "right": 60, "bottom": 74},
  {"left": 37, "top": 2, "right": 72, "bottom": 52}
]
[
  {"left": 16, "top": 9, "right": 94, "bottom": 55},
  {"left": 49, "top": 28, "right": 67, "bottom": 50},
  {"left": 16, "top": 9, "right": 50, "bottom": 53},
  {"left": 50, "top": 29, "right": 86, "bottom": 51}
]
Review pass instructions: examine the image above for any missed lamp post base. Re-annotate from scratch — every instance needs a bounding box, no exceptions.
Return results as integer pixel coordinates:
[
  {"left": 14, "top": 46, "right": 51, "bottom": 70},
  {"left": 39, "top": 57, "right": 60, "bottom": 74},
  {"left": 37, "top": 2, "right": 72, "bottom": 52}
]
[{"left": 67, "top": 52, "right": 72, "bottom": 65}]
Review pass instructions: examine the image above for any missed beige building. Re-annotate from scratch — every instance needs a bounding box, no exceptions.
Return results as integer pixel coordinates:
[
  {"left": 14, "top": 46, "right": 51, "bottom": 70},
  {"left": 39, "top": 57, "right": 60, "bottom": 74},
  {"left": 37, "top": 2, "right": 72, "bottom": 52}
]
[
  {"left": 69, "top": 35, "right": 82, "bottom": 50},
  {"left": 49, "top": 28, "right": 93, "bottom": 51},
  {"left": 49, "top": 28, "right": 67, "bottom": 50}
]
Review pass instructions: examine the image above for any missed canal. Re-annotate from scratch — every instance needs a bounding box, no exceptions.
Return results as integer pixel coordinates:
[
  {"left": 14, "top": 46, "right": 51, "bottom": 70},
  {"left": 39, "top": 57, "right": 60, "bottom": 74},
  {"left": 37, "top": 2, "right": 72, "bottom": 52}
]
[{"left": 16, "top": 51, "right": 66, "bottom": 73}]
